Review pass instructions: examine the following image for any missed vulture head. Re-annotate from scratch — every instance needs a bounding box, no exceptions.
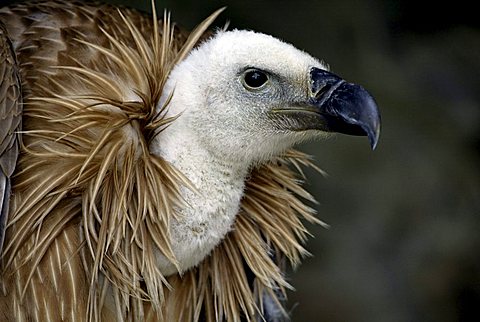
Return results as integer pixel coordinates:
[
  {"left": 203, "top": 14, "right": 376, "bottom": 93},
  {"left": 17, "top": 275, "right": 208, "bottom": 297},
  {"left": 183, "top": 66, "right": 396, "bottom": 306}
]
[
  {"left": 156, "top": 30, "right": 379, "bottom": 164},
  {"left": 150, "top": 29, "right": 380, "bottom": 275}
]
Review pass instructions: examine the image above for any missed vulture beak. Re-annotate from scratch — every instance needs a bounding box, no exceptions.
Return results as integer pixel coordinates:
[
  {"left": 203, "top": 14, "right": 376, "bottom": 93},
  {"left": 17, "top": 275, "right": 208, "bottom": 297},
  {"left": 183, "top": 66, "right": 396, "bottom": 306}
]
[{"left": 307, "top": 67, "right": 381, "bottom": 149}]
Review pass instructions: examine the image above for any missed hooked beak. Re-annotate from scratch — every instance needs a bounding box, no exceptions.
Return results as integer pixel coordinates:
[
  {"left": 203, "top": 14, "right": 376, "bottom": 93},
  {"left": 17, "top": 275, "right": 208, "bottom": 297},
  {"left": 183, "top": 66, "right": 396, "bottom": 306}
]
[
  {"left": 272, "top": 67, "right": 381, "bottom": 149},
  {"left": 308, "top": 67, "right": 381, "bottom": 149}
]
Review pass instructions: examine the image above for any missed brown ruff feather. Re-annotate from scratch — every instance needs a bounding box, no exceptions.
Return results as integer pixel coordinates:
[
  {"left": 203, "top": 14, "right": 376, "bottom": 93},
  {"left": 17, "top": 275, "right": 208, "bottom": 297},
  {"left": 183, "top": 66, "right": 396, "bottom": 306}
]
[{"left": 0, "top": 1, "right": 323, "bottom": 321}]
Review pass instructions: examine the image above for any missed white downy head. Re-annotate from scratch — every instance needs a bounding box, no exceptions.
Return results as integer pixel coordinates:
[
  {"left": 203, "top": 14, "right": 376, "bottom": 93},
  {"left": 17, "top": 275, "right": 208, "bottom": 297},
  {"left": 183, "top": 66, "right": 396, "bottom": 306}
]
[{"left": 152, "top": 30, "right": 329, "bottom": 168}]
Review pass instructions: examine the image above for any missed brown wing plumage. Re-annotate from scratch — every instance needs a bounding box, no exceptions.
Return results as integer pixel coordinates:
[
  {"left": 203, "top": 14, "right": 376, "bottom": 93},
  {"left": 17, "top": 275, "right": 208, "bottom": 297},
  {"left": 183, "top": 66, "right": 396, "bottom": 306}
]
[
  {"left": 0, "top": 20, "right": 22, "bottom": 258},
  {"left": 0, "top": 1, "right": 320, "bottom": 321}
]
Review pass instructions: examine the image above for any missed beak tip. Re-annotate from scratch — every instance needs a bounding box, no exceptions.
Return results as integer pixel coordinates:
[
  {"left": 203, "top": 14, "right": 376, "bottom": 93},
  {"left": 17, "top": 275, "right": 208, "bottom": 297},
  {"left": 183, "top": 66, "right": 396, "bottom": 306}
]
[
  {"left": 369, "top": 131, "right": 380, "bottom": 150},
  {"left": 352, "top": 86, "right": 380, "bottom": 150},
  {"left": 367, "top": 119, "right": 381, "bottom": 150}
]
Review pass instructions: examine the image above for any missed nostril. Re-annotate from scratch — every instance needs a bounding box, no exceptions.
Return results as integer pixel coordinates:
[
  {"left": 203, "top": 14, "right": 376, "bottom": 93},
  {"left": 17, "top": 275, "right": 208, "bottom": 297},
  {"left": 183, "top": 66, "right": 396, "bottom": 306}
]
[
  {"left": 312, "top": 79, "right": 345, "bottom": 106},
  {"left": 309, "top": 67, "right": 344, "bottom": 103},
  {"left": 314, "top": 83, "right": 332, "bottom": 100}
]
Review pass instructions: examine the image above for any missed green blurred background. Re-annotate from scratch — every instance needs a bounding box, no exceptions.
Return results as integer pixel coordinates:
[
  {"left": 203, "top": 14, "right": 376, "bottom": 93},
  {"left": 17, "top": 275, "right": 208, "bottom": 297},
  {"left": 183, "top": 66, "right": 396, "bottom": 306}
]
[{"left": 2, "top": 0, "right": 479, "bottom": 321}]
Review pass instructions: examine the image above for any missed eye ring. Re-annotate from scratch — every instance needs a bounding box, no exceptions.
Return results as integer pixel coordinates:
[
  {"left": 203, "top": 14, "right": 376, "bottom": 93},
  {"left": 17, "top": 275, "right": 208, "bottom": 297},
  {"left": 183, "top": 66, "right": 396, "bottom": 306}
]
[{"left": 242, "top": 69, "right": 269, "bottom": 90}]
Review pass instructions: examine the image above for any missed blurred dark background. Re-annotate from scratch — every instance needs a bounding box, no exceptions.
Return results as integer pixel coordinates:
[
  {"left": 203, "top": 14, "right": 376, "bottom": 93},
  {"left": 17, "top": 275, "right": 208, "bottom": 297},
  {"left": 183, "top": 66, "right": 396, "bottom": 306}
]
[{"left": 2, "top": 0, "right": 479, "bottom": 321}]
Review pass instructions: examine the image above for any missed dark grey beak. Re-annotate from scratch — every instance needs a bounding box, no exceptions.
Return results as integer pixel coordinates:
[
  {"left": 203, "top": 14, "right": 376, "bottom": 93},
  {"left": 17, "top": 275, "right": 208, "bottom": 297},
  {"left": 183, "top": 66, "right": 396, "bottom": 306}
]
[{"left": 309, "top": 67, "right": 381, "bottom": 149}]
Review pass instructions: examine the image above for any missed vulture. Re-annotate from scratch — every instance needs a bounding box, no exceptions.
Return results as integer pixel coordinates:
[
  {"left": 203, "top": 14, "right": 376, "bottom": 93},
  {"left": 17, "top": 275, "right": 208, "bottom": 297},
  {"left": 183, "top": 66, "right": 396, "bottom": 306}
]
[{"left": 0, "top": 1, "right": 380, "bottom": 321}]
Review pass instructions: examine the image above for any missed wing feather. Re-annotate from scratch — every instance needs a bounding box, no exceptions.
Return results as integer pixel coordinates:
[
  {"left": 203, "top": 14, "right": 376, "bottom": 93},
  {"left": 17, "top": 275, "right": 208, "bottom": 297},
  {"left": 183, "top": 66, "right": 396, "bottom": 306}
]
[{"left": 0, "top": 21, "right": 22, "bottom": 255}]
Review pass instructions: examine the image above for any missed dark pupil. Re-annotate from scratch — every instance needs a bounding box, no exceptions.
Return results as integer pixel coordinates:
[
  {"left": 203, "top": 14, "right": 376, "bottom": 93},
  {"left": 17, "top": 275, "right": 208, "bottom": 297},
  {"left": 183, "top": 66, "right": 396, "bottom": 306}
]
[{"left": 244, "top": 70, "right": 267, "bottom": 88}]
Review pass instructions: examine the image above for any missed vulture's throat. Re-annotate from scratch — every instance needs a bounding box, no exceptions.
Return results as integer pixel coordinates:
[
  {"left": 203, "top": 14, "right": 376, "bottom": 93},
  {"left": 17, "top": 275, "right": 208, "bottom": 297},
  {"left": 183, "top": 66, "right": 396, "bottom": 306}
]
[{"left": 151, "top": 121, "right": 249, "bottom": 275}]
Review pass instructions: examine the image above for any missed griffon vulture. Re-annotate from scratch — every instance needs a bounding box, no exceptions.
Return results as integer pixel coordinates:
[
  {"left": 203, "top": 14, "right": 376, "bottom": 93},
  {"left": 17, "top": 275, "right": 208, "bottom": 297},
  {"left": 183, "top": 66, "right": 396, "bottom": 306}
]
[{"left": 0, "top": 1, "right": 380, "bottom": 321}]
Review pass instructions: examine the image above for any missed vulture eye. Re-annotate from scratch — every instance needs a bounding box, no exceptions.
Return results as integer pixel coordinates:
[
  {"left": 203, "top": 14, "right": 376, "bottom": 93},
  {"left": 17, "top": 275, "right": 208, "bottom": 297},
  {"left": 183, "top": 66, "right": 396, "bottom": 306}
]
[{"left": 242, "top": 69, "right": 269, "bottom": 90}]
